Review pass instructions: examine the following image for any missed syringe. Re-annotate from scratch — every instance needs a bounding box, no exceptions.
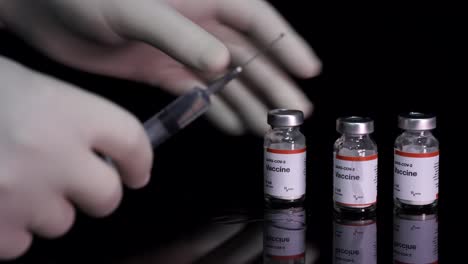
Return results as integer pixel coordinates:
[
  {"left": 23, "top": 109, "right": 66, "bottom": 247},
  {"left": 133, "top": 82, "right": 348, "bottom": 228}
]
[{"left": 143, "top": 33, "right": 285, "bottom": 148}]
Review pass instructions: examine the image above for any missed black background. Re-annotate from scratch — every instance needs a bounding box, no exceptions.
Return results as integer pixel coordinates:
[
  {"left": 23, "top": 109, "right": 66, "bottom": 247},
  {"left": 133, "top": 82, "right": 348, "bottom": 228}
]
[{"left": 1, "top": 1, "right": 465, "bottom": 263}]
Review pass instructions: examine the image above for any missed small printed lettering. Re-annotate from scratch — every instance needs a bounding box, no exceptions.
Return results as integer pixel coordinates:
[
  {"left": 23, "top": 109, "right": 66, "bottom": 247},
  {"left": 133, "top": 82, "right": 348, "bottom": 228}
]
[
  {"left": 335, "top": 165, "right": 355, "bottom": 171},
  {"left": 266, "top": 158, "right": 286, "bottom": 164},
  {"left": 393, "top": 250, "right": 412, "bottom": 257},
  {"left": 395, "top": 160, "right": 412, "bottom": 167}
]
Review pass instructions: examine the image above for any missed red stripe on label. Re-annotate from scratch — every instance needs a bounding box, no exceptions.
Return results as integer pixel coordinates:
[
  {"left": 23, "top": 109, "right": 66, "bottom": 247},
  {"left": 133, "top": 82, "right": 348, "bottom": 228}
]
[
  {"left": 336, "top": 154, "right": 377, "bottom": 161},
  {"left": 336, "top": 201, "right": 377, "bottom": 207},
  {"left": 268, "top": 253, "right": 305, "bottom": 260},
  {"left": 267, "top": 148, "right": 306, "bottom": 154},
  {"left": 395, "top": 150, "right": 439, "bottom": 158}
]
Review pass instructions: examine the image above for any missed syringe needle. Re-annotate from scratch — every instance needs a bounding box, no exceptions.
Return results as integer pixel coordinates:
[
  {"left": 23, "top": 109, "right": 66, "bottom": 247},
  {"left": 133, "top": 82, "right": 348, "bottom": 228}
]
[
  {"left": 240, "top": 33, "right": 285, "bottom": 68},
  {"left": 206, "top": 33, "right": 285, "bottom": 95},
  {"left": 206, "top": 66, "right": 243, "bottom": 95}
]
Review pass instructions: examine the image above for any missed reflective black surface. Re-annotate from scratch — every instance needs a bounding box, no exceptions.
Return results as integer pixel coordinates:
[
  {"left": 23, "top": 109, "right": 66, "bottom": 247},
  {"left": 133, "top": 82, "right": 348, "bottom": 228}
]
[
  {"left": 1, "top": 1, "right": 462, "bottom": 263},
  {"left": 0, "top": 146, "right": 449, "bottom": 264},
  {"left": 333, "top": 212, "right": 377, "bottom": 263}
]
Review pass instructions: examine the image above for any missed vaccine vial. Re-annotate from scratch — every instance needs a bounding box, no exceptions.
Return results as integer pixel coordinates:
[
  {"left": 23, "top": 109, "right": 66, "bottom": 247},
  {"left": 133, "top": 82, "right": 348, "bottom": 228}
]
[
  {"left": 394, "top": 112, "right": 439, "bottom": 209},
  {"left": 393, "top": 208, "right": 438, "bottom": 264},
  {"left": 333, "top": 117, "right": 378, "bottom": 214},
  {"left": 264, "top": 109, "right": 306, "bottom": 204}
]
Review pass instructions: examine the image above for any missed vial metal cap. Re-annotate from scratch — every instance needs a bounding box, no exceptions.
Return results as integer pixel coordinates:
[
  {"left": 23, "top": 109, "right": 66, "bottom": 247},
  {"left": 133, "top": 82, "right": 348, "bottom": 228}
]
[
  {"left": 398, "top": 112, "right": 436, "bottom": 130},
  {"left": 267, "top": 109, "right": 304, "bottom": 127},
  {"left": 336, "top": 116, "right": 374, "bottom": 134}
]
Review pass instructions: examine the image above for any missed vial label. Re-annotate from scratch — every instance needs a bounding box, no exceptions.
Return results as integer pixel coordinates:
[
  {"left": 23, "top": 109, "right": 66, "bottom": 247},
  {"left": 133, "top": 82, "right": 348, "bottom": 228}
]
[
  {"left": 393, "top": 216, "right": 438, "bottom": 263},
  {"left": 394, "top": 150, "right": 439, "bottom": 204},
  {"left": 333, "top": 221, "right": 377, "bottom": 264},
  {"left": 264, "top": 148, "right": 306, "bottom": 198},
  {"left": 333, "top": 154, "right": 378, "bottom": 207}
]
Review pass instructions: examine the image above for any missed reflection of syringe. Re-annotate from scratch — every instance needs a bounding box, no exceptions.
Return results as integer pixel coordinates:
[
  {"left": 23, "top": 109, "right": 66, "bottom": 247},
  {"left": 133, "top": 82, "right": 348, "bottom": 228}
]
[{"left": 144, "top": 33, "right": 285, "bottom": 148}]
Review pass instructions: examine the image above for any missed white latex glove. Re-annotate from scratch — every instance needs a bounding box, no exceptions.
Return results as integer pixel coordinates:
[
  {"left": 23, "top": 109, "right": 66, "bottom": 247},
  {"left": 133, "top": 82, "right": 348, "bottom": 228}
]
[
  {"left": 0, "top": 0, "right": 321, "bottom": 135},
  {"left": 0, "top": 57, "right": 153, "bottom": 260}
]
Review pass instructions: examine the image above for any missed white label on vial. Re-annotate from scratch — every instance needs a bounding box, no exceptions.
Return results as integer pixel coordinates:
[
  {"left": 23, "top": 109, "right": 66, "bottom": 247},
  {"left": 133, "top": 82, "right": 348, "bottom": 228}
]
[
  {"left": 393, "top": 215, "right": 438, "bottom": 263},
  {"left": 394, "top": 150, "right": 439, "bottom": 204},
  {"left": 264, "top": 148, "right": 306, "bottom": 198},
  {"left": 333, "top": 154, "right": 378, "bottom": 207},
  {"left": 333, "top": 221, "right": 377, "bottom": 264}
]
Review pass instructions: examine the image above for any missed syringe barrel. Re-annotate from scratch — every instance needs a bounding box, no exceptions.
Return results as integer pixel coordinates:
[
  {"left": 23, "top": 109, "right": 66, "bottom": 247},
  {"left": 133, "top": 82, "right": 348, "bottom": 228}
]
[{"left": 143, "top": 87, "right": 210, "bottom": 148}]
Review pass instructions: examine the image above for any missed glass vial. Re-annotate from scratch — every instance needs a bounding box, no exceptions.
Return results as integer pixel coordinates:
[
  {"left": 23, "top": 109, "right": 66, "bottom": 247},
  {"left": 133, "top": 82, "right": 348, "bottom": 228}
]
[
  {"left": 393, "top": 207, "right": 438, "bottom": 264},
  {"left": 333, "top": 117, "right": 378, "bottom": 214},
  {"left": 394, "top": 112, "right": 439, "bottom": 209},
  {"left": 264, "top": 109, "right": 306, "bottom": 204},
  {"left": 333, "top": 212, "right": 377, "bottom": 264}
]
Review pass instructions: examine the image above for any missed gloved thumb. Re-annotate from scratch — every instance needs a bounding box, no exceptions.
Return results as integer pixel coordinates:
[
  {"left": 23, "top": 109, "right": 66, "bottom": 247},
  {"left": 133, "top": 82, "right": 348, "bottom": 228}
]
[{"left": 104, "top": 0, "right": 230, "bottom": 73}]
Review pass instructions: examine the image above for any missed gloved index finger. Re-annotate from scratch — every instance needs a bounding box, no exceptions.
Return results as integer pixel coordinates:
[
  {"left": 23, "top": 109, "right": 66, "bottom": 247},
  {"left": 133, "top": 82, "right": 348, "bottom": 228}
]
[
  {"left": 217, "top": 0, "right": 321, "bottom": 78},
  {"left": 105, "top": 0, "right": 230, "bottom": 73}
]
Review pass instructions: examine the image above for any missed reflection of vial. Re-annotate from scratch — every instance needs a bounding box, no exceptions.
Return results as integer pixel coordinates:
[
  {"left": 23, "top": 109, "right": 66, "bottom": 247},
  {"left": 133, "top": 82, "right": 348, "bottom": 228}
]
[
  {"left": 394, "top": 112, "right": 439, "bottom": 209},
  {"left": 264, "top": 207, "right": 306, "bottom": 264},
  {"left": 333, "top": 213, "right": 377, "bottom": 264},
  {"left": 264, "top": 109, "right": 306, "bottom": 204},
  {"left": 393, "top": 208, "right": 438, "bottom": 264},
  {"left": 333, "top": 117, "right": 378, "bottom": 213}
]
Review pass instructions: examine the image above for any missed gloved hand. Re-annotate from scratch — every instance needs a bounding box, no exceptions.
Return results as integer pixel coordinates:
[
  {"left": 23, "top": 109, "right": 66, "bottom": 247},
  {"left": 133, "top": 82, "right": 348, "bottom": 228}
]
[
  {"left": 0, "top": 0, "right": 321, "bottom": 135},
  {"left": 0, "top": 57, "right": 153, "bottom": 260}
]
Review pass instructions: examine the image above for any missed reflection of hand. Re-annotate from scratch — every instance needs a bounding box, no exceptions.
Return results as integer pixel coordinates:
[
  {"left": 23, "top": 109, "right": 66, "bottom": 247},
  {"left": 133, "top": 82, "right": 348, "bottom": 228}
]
[
  {"left": 0, "top": 0, "right": 321, "bottom": 135},
  {"left": 118, "top": 221, "right": 319, "bottom": 264},
  {"left": 0, "top": 57, "right": 152, "bottom": 260},
  {"left": 121, "top": 223, "right": 262, "bottom": 264}
]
